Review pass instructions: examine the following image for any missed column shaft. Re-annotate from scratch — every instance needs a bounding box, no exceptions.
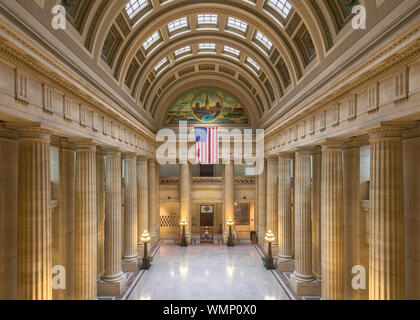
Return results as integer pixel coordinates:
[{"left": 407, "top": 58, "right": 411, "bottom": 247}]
[
  {"left": 123, "top": 154, "right": 138, "bottom": 263},
  {"left": 321, "top": 142, "right": 344, "bottom": 300},
  {"left": 97, "top": 149, "right": 105, "bottom": 280},
  {"left": 137, "top": 159, "right": 148, "bottom": 247},
  {"left": 74, "top": 141, "right": 97, "bottom": 300},
  {"left": 0, "top": 126, "right": 18, "bottom": 299},
  {"left": 311, "top": 147, "right": 322, "bottom": 280},
  {"left": 369, "top": 126, "right": 405, "bottom": 300},
  {"left": 17, "top": 127, "right": 52, "bottom": 300},
  {"left": 180, "top": 163, "right": 192, "bottom": 242},
  {"left": 148, "top": 160, "right": 158, "bottom": 244},
  {"left": 257, "top": 160, "right": 267, "bottom": 244},
  {"left": 266, "top": 158, "right": 278, "bottom": 249},
  {"left": 223, "top": 163, "right": 234, "bottom": 242}
]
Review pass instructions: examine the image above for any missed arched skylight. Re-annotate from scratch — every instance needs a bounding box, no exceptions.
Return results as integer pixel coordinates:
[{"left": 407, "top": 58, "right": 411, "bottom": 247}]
[
  {"left": 168, "top": 17, "right": 189, "bottom": 33},
  {"left": 255, "top": 31, "right": 273, "bottom": 50},
  {"left": 197, "top": 14, "right": 218, "bottom": 26},
  {"left": 174, "top": 46, "right": 192, "bottom": 57},
  {"left": 267, "top": 0, "right": 292, "bottom": 19},
  {"left": 143, "top": 31, "right": 160, "bottom": 50},
  {"left": 125, "top": 0, "right": 148, "bottom": 19},
  {"left": 227, "top": 17, "right": 248, "bottom": 33}
]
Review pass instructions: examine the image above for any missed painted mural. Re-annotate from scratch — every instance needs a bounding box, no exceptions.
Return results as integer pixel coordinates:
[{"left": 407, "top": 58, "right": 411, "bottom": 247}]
[{"left": 165, "top": 88, "right": 249, "bottom": 125}]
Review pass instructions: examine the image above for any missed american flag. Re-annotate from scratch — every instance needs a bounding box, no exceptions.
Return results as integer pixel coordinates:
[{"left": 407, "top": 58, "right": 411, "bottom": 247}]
[{"left": 195, "top": 127, "right": 219, "bottom": 164}]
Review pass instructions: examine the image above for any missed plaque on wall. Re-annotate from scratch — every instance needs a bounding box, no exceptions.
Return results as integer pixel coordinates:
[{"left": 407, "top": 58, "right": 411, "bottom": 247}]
[
  {"left": 234, "top": 203, "right": 250, "bottom": 225},
  {"left": 200, "top": 205, "right": 214, "bottom": 214}
]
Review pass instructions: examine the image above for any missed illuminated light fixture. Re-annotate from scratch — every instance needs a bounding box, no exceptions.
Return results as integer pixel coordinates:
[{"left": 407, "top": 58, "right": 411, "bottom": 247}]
[
  {"left": 264, "top": 230, "right": 275, "bottom": 270},
  {"left": 180, "top": 216, "right": 188, "bottom": 247},
  {"left": 140, "top": 230, "right": 151, "bottom": 270}
]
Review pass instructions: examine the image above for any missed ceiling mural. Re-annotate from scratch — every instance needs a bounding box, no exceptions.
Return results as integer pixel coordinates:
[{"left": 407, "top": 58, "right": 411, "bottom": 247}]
[{"left": 165, "top": 88, "right": 249, "bottom": 125}]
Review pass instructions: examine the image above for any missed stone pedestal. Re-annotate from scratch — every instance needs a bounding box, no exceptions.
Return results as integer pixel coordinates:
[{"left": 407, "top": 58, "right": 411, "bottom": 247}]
[
  {"left": 290, "top": 274, "right": 321, "bottom": 296},
  {"left": 369, "top": 125, "right": 406, "bottom": 300},
  {"left": 122, "top": 153, "right": 138, "bottom": 272},
  {"left": 98, "top": 148, "right": 126, "bottom": 296},
  {"left": 321, "top": 141, "right": 344, "bottom": 300},
  {"left": 73, "top": 140, "right": 97, "bottom": 300},
  {"left": 15, "top": 125, "right": 52, "bottom": 300},
  {"left": 137, "top": 158, "right": 148, "bottom": 255},
  {"left": 276, "top": 153, "right": 294, "bottom": 271}
]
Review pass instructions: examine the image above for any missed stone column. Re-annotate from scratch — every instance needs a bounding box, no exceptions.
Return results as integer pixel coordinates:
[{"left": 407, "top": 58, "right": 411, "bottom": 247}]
[
  {"left": 311, "top": 147, "right": 322, "bottom": 280},
  {"left": 369, "top": 125, "right": 405, "bottom": 300},
  {"left": 137, "top": 158, "right": 148, "bottom": 254},
  {"left": 223, "top": 163, "right": 234, "bottom": 243},
  {"left": 15, "top": 125, "right": 52, "bottom": 300},
  {"left": 266, "top": 157, "right": 278, "bottom": 252},
  {"left": 275, "top": 153, "right": 294, "bottom": 271},
  {"left": 0, "top": 125, "right": 18, "bottom": 300},
  {"left": 96, "top": 149, "right": 105, "bottom": 280},
  {"left": 155, "top": 162, "right": 160, "bottom": 241},
  {"left": 59, "top": 140, "right": 75, "bottom": 300},
  {"left": 321, "top": 141, "right": 344, "bottom": 300},
  {"left": 73, "top": 140, "right": 97, "bottom": 300},
  {"left": 122, "top": 153, "right": 138, "bottom": 272},
  {"left": 290, "top": 148, "right": 320, "bottom": 296},
  {"left": 148, "top": 160, "right": 158, "bottom": 244},
  {"left": 98, "top": 148, "right": 127, "bottom": 296},
  {"left": 343, "top": 139, "right": 362, "bottom": 300},
  {"left": 180, "top": 163, "right": 192, "bottom": 243},
  {"left": 257, "top": 160, "right": 267, "bottom": 244}
]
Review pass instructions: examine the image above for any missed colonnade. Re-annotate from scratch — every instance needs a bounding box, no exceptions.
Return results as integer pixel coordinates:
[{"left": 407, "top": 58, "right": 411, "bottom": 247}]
[
  {"left": 0, "top": 123, "right": 159, "bottom": 300},
  {"left": 258, "top": 122, "right": 411, "bottom": 300}
]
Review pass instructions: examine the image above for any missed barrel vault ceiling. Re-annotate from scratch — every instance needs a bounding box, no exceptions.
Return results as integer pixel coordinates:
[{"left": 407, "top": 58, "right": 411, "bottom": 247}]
[{"left": 4, "top": 0, "right": 407, "bottom": 131}]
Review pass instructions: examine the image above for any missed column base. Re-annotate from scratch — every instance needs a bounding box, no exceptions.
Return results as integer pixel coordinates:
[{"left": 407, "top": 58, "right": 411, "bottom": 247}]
[
  {"left": 274, "top": 257, "right": 295, "bottom": 272},
  {"left": 289, "top": 273, "right": 321, "bottom": 296},
  {"left": 97, "top": 274, "right": 128, "bottom": 297},
  {"left": 137, "top": 243, "right": 145, "bottom": 257},
  {"left": 122, "top": 259, "right": 139, "bottom": 272}
]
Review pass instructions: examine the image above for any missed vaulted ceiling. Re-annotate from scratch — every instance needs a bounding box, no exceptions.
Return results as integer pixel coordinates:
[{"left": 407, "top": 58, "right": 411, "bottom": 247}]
[{"left": 52, "top": 0, "right": 362, "bottom": 128}]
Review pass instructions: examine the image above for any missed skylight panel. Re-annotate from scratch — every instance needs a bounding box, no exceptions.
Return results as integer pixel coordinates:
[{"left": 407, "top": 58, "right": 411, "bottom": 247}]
[
  {"left": 125, "top": 0, "right": 148, "bottom": 19},
  {"left": 223, "top": 45, "right": 240, "bottom": 57},
  {"left": 199, "top": 43, "right": 216, "bottom": 52},
  {"left": 174, "top": 46, "right": 192, "bottom": 57},
  {"left": 227, "top": 17, "right": 248, "bottom": 33},
  {"left": 268, "top": 0, "right": 293, "bottom": 19},
  {"left": 143, "top": 31, "right": 160, "bottom": 50},
  {"left": 154, "top": 57, "right": 168, "bottom": 72},
  {"left": 255, "top": 31, "right": 273, "bottom": 50},
  {"left": 246, "top": 57, "right": 261, "bottom": 71},
  {"left": 168, "top": 17, "right": 189, "bottom": 33},
  {"left": 197, "top": 14, "right": 218, "bottom": 26}
]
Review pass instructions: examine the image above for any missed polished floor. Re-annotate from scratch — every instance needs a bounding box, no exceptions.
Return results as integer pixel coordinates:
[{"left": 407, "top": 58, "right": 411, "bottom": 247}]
[{"left": 127, "top": 243, "right": 290, "bottom": 300}]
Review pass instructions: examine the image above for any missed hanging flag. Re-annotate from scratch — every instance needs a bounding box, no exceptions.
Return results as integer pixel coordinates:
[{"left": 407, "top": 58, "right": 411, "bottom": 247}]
[{"left": 195, "top": 127, "right": 219, "bottom": 164}]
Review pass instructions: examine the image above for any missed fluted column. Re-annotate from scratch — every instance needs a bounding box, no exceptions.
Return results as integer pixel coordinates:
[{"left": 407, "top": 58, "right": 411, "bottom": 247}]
[
  {"left": 73, "top": 140, "right": 97, "bottom": 300},
  {"left": 137, "top": 158, "right": 148, "bottom": 252},
  {"left": 98, "top": 148, "right": 127, "bottom": 296},
  {"left": 257, "top": 160, "right": 267, "bottom": 244},
  {"left": 343, "top": 139, "right": 362, "bottom": 300},
  {"left": 266, "top": 157, "right": 278, "bottom": 251},
  {"left": 311, "top": 147, "right": 322, "bottom": 280},
  {"left": 16, "top": 125, "right": 52, "bottom": 300},
  {"left": 148, "top": 160, "right": 158, "bottom": 244},
  {"left": 290, "top": 148, "right": 320, "bottom": 295},
  {"left": 59, "top": 140, "right": 75, "bottom": 300},
  {"left": 321, "top": 141, "right": 344, "bottom": 300},
  {"left": 122, "top": 153, "right": 138, "bottom": 271},
  {"left": 180, "top": 163, "right": 192, "bottom": 243},
  {"left": 0, "top": 125, "right": 18, "bottom": 300},
  {"left": 223, "top": 162, "right": 234, "bottom": 243},
  {"left": 276, "top": 153, "right": 294, "bottom": 271},
  {"left": 96, "top": 149, "right": 105, "bottom": 280},
  {"left": 369, "top": 125, "right": 405, "bottom": 300}
]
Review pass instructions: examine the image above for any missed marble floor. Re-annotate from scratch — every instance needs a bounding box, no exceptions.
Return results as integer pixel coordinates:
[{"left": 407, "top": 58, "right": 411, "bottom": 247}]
[{"left": 127, "top": 243, "right": 290, "bottom": 300}]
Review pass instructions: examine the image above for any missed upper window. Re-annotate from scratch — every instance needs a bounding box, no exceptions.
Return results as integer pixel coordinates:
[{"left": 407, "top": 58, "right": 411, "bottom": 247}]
[
  {"left": 168, "top": 17, "right": 189, "bottom": 33},
  {"left": 143, "top": 31, "right": 160, "bottom": 50},
  {"left": 154, "top": 57, "right": 169, "bottom": 73},
  {"left": 255, "top": 31, "right": 273, "bottom": 50},
  {"left": 198, "top": 43, "right": 216, "bottom": 53},
  {"left": 125, "top": 0, "right": 149, "bottom": 19},
  {"left": 174, "top": 46, "right": 192, "bottom": 58},
  {"left": 226, "top": 17, "right": 248, "bottom": 34},
  {"left": 197, "top": 14, "right": 218, "bottom": 26},
  {"left": 267, "top": 0, "right": 292, "bottom": 19},
  {"left": 246, "top": 57, "right": 261, "bottom": 72},
  {"left": 223, "top": 45, "right": 241, "bottom": 59}
]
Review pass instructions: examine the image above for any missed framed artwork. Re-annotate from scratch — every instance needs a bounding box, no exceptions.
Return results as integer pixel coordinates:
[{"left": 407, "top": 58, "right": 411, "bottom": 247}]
[{"left": 234, "top": 202, "right": 250, "bottom": 225}]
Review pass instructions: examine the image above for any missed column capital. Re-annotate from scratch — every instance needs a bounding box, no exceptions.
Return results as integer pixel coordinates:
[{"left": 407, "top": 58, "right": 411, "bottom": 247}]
[
  {"left": 68, "top": 139, "right": 97, "bottom": 151},
  {"left": 291, "top": 146, "right": 314, "bottom": 156},
  {"left": 311, "top": 145, "right": 322, "bottom": 156},
  {"left": 278, "top": 152, "right": 293, "bottom": 159},
  {"left": 102, "top": 146, "right": 122, "bottom": 155},
  {"left": 0, "top": 123, "right": 18, "bottom": 140},
  {"left": 96, "top": 147, "right": 106, "bottom": 156},
  {"left": 122, "top": 152, "right": 137, "bottom": 160},
  {"left": 342, "top": 137, "right": 361, "bottom": 151},
  {"left": 6, "top": 122, "right": 52, "bottom": 140},
  {"left": 367, "top": 122, "right": 417, "bottom": 141},
  {"left": 318, "top": 139, "right": 344, "bottom": 151},
  {"left": 60, "top": 138, "right": 76, "bottom": 151}
]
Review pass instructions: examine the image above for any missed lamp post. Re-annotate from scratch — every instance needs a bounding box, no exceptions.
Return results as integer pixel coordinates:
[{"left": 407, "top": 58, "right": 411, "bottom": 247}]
[
  {"left": 140, "top": 230, "right": 151, "bottom": 270},
  {"left": 264, "top": 230, "right": 275, "bottom": 270},
  {"left": 180, "top": 216, "right": 188, "bottom": 247},
  {"left": 227, "top": 217, "right": 235, "bottom": 247}
]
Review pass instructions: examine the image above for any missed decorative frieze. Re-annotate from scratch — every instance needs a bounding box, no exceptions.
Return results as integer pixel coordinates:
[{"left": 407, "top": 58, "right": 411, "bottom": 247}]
[
  {"left": 348, "top": 94, "right": 357, "bottom": 120},
  {"left": 367, "top": 83, "right": 379, "bottom": 113},
  {"left": 331, "top": 104, "right": 340, "bottom": 127},
  {"left": 394, "top": 66, "right": 409, "bottom": 103},
  {"left": 43, "top": 84, "right": 54, "bottom": 113},
  {"left": 15, "top": 68, "right": 28, "bottom": 104},
  {"left": 63, "top": 96, "right": 72, "bottom": 120}
]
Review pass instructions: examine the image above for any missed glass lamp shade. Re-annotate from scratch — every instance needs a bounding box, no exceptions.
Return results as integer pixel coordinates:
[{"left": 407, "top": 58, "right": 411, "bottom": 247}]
[
  {"left": 264, "top": 230, "right": 275, "bottom": 243},
  {"left": 180, "top": 216, "right": 188, "bottom": 226},
  {"left": 227, "top": 217, "right": 234, "bottom": 226},
  {"left": 141, "top": 230, "right": 151, "bottom": 243}
]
